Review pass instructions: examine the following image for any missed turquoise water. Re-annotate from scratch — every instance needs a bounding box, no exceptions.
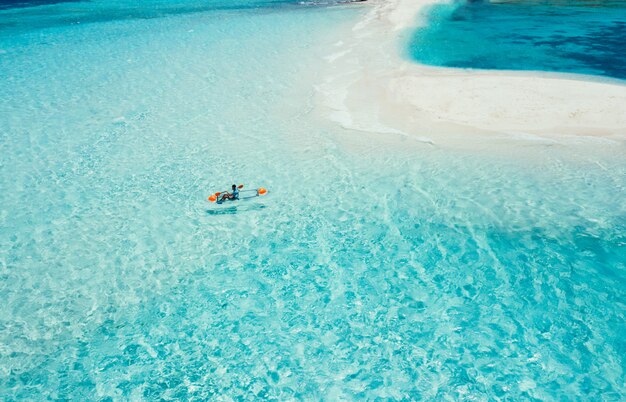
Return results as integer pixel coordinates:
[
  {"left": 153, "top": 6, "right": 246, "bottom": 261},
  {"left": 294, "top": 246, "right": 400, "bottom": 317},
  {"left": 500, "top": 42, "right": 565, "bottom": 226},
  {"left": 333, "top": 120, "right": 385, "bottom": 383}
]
[
  {"left": 409, "top": 0, "right": 626, "bottom": 80},
  {"left": 1, "top": 0, "right": 626, "bottom": 399}
]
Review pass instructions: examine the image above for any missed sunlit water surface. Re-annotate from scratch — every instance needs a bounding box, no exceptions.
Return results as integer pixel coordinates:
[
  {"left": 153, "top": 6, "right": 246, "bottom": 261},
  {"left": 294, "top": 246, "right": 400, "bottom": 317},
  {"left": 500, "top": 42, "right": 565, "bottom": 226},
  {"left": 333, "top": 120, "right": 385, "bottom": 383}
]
[{"left": 1, "top": 0, "right": 625, "bottom": 400}]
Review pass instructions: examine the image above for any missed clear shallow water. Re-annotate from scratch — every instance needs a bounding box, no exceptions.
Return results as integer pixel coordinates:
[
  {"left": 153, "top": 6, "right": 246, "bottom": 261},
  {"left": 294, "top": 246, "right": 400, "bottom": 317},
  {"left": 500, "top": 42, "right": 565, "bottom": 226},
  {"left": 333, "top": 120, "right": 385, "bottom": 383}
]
[
  {"left": 409, "top": 0, "right": 626, "bottom": 80},
  {"left": 0, "top": 0, "right": 345, "bottom": 34},
  {"left": 1, "top": 0, "right": 626, "bottom": 400}
]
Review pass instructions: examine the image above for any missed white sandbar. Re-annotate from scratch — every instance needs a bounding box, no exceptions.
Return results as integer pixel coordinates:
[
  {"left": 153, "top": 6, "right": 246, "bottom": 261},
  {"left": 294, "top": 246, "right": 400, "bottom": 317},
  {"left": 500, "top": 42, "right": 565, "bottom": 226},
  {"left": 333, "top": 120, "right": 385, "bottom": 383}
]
[{"left": 316, "top": 0, "right": 626, "bottom": 147}]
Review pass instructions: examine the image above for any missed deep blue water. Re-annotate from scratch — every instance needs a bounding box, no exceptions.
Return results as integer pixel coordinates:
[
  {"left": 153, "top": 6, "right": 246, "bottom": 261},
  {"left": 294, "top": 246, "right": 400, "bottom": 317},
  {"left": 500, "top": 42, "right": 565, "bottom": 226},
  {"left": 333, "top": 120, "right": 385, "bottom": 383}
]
[
  {"left": 0, "top": 0, "right": 80, "bottom": 10},
  {"left": 409, "top": 0, "right": 626, "bottom": 80}
]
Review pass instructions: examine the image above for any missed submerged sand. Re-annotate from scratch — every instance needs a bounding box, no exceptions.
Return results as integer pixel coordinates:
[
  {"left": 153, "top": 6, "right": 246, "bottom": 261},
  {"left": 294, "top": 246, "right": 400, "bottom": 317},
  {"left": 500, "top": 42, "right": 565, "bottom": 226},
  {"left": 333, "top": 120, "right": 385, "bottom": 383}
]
[{"left": 315, "top": 0, "right": 626, "bottom": 148}]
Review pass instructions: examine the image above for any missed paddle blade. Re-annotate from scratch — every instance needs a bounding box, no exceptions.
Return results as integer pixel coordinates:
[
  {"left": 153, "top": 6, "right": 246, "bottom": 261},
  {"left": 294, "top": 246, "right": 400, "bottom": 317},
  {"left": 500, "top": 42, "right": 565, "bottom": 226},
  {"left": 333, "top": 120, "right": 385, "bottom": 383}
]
[
  {"left": 258, "top": 187, "right": 267, "bottom": 195},
  {"left": 238, "top": 184, "right": 244, "bottom": 189},
  {"left": 208, "top": 195, "right": 217, "bottom": 202}
]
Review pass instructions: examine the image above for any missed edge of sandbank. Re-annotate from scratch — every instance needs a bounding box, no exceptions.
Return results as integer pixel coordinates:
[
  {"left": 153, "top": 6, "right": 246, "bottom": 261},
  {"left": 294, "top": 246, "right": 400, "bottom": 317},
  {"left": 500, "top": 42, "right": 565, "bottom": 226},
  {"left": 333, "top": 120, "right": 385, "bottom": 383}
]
[{"left": 315, "top": 0, "right": 626, "bottom": 149}]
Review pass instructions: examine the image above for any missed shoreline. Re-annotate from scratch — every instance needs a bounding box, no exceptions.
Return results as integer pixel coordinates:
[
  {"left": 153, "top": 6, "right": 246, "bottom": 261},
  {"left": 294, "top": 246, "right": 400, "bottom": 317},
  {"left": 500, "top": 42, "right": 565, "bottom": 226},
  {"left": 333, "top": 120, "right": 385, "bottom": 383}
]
[{"left": 316, "top": 0, "right": 626, "bottom": 149}]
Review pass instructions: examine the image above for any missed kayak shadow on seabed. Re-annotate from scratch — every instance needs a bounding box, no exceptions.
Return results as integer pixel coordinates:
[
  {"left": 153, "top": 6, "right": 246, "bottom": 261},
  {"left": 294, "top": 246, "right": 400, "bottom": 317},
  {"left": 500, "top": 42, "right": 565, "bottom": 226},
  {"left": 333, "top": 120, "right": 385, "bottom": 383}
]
[{"left": 206, "top": 203, "right": 268, "bottom": 215}]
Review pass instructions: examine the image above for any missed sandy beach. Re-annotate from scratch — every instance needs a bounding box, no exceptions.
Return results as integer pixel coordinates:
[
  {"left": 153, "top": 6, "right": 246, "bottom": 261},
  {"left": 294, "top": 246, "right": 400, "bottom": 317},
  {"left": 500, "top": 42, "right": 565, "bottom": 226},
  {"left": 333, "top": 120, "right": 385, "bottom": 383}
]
[{"left": 316, "top": 0, "right": 626, "bottom": 147}]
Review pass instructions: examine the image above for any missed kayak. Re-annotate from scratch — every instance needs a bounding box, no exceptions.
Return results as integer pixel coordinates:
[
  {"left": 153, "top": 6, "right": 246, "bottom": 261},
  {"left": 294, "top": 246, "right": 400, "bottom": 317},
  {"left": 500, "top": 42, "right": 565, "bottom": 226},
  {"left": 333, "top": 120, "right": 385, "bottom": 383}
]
[
  {"left": 216, "top": 189, "right": 266, "bottom": 204},
  {"left": 208, "top": 185, "right": 268, "bottom": 204}
]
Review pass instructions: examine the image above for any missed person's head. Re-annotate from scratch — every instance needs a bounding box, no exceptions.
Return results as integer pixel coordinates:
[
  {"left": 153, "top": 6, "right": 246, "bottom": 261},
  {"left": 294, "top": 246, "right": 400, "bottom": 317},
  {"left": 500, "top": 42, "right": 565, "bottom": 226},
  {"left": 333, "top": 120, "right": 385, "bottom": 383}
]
[{"left": 232, "top": 184, "right": 236, "bottom": 190}]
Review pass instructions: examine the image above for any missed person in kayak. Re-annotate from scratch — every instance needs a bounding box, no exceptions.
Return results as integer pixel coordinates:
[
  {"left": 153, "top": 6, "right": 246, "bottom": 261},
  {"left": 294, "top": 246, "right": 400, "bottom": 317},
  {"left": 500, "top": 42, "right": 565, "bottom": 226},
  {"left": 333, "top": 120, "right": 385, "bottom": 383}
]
[{"left": 220, "top": 184, "right": 239, "bottom": 202}]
